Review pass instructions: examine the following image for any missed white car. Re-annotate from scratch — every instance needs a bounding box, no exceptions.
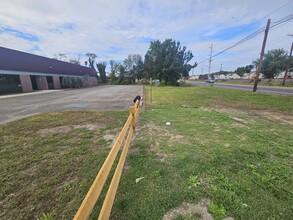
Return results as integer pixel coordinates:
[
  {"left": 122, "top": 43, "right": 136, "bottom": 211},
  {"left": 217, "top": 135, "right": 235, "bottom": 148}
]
[{"left": 206, "top": 78, "right": 215, "bottom": 83}]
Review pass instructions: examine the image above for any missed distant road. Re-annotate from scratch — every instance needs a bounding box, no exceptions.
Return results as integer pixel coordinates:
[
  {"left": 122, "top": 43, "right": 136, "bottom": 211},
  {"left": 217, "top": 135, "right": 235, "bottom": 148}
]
[{"left": 186, "top": 81, "right": 293, "bottom": 96}]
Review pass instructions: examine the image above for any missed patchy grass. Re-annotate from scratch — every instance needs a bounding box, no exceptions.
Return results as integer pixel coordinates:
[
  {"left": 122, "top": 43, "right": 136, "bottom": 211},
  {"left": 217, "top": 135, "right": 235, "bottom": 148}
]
[
  {"left": 1, "top": 85, "right": 293, "bottom": 220},
  {"left": 0, "top": 111, "right": 128, "bottom": 220},
  {"left": 111, "top": 86, "right": 293, "bottom": 219}
]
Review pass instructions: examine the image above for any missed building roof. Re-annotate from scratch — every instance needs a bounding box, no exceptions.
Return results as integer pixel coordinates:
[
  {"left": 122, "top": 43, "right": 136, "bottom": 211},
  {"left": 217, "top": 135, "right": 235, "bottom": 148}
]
[{"left": 0, "top": 46, "right": 96, "bottom": 77}]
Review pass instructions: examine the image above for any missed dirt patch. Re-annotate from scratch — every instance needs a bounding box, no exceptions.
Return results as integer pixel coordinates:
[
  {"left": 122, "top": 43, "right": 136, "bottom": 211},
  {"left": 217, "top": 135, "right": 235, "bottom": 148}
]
[
  {"left": 38, "top": 123, "right": 104, "bottom": 134},
  {"left": 143, "top": 123, "right": 189, "bottom": 144},
  {"left": 199, "top": 106, "right": 213, "bottom": 112},
  {"left": 103, "top": 134, "right": 117, "bottom": 142},
  {"left": 38, "top": 125, "right": 72, "bottom": 134},
  {"left": 129, "top": 147, "right": 139, "bottom": 155},
  {"left": 56, "top": 145, "right": 71, "bottom": 152},
  {"left": 123, "top": 162, "right": 131, "bottom": 171},
  {"left": 214, "top": 107, "right": 292, "bottom": 125},
  {"left": 135, "top": 122, "right": 189, "bottom": 162},
  {"left": 163, "top": 199, "right": 212, "bottom": 220},
  {"left": 163, "top": 199, "right": 234, "bottom": 220},
  {"left": 103, "top": 128, "right": 120, "bottom": 148},
  {"left": 231, "top": 117, "right": 248, "bottom": 124},
  {"left": 252, "top": 110, "right": 293, "bottom": 125},
  {"left": 73, "top": 124, "right": 103, "bottom": 130},
  {"left": 214, "top": 107, "right": 246, "bottom": 115}
]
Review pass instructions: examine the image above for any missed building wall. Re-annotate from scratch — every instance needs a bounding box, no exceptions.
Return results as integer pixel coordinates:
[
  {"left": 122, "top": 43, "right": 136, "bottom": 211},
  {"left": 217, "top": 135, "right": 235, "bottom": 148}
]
[
  {"left": 19, "top": 75, "right": 33, "bottom": 92},
  {"left": 52, "top": 76, "right": 61, "bottom": 89},
  {"left": 36, "top": 76, "right": 48, "bottom": 90},
  {"left": 88, "top": 77, "right": 98, "bottom": 86}
]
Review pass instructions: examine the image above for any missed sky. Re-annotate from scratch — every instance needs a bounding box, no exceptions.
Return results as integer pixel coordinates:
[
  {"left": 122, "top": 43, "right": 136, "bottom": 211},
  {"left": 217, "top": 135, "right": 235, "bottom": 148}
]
[{"left": 0, "top": 0, "right": 292, "bottom": 75}]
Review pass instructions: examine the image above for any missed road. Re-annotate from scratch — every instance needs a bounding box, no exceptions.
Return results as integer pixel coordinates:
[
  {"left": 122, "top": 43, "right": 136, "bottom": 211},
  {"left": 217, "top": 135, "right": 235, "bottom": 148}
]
[
  {"left": 187, "top": 81, "right": 293, "bottom": 96},
  {"left": 0, "top": 85, "right": 143, "bottom": 124}
]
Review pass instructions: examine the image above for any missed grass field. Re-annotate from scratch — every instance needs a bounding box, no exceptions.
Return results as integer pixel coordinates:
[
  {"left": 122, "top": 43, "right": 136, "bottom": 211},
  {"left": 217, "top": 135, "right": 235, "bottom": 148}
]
[{"left": 1, "top": 85, "right": 293, "bottom": 220}]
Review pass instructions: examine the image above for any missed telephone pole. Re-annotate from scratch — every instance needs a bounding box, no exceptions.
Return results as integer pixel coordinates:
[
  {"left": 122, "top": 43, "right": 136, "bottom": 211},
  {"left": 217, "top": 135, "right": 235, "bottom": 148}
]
[
  {"left": 253, "top": 19, "right": 271, "bottom": 92},
  {"left": 282, "top": 34, "right": 293, "bottom": 85},
  {"left": 220, "top": 64, "right": 223, "bottom": 72},
  {"left": 208, "top": 44, "right": 213, "bottom": 76}
]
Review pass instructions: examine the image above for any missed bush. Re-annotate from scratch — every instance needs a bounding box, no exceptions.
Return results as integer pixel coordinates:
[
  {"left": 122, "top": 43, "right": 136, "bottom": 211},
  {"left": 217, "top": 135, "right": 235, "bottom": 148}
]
[
  {"left": 61, "top": 76, "right": 84, "bottom": 88},
  {"left": 120, "top": 79, "right": 131, "bottom": 85}
]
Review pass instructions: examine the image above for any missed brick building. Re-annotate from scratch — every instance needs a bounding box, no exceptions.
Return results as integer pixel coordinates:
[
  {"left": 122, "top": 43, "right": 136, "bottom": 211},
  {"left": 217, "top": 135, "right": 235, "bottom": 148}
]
[{"left": 0, "top": 46, "right": 98, "bottom": 95}]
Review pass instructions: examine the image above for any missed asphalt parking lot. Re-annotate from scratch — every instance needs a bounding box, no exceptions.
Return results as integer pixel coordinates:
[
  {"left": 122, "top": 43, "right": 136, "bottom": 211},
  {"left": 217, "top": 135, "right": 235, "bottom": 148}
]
[{"left": 0, "top": 85, "right": 143, "bottom": 124}]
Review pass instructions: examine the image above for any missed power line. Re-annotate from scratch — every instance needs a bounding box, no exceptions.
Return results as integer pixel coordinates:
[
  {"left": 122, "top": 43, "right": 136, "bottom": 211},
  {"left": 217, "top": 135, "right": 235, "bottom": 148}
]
[
  {"left": 213, "top": 0, "right": 293, "bottom": 52},
  {"left": 197, "top": 27, "right": 265, "bottom": 64},
  {"left": 197, "top": 14, "right": 293, "bottom": 64}
]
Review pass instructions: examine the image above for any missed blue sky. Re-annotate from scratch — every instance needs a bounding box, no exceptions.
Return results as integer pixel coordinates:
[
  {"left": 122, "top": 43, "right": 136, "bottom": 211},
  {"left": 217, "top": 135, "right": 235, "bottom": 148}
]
[{"left": 0, "top": 0, "right": 292, "bottom": 74}]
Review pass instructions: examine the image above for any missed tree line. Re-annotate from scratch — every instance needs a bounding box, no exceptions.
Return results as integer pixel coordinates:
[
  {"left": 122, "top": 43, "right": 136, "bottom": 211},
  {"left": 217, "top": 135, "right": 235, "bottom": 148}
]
[
  {"left": 54, "top": 41, "right": 292, "bottom": 83},
  {"left": 201, "top": 48, "right": 292, "bottom": 79},
  {"left": 54, "top": 39, "right": 198, "bottom": 85}
]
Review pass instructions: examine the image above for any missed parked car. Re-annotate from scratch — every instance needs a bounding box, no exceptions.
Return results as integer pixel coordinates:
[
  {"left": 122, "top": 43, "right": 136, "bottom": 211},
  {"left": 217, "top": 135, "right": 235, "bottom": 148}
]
[{"left": 206, "top": 78, "right": 215, "bottom": 83}]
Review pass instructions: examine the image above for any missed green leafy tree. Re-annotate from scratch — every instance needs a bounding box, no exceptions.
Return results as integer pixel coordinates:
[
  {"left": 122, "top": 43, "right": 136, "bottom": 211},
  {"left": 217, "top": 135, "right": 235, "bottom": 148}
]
[
  {"left": 245, "top": 64, "right": 254, "bottom": 73},
  {"left": 96, "top": 62, "right": 107, "bottom": 83},
  {"left": 234, "top": 65, "right": 254, "bottom": 77},
  {"left": 253, "top": 49, "right": 288, "bottom": 78},
  {"left": 117, "top": 64, "right": 125, "bottom": 84},
  {"left": 144, "top": 39, "right": 197, "bottom": 85},
  {"left": 109, "top": 60, "right": 118, "bottom": 84},
  {"left": 124, "top": 54, "right": 145, "bottom": 79}
]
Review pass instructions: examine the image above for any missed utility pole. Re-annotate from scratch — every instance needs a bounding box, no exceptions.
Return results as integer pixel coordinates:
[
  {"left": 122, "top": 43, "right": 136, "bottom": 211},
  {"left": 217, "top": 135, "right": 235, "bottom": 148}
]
[
  {"left": 208, "top": 44, "right": 213, "bottom": 76},
  {"left": 220, "top": 64, "right": 223, "bottom": 72},
  {"left": 282, "top": 34, "right": 293, "bottom": 85},
  {"left": 201, "top": 68, "right": 204, "bottom": 75},
  {"left": 253, "top": 19, "right": 271, "bottom": 92}
]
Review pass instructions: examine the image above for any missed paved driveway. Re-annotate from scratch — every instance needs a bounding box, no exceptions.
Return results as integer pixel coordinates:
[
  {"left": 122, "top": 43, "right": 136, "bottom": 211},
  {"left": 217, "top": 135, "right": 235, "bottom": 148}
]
[{"left": 0, "top": 85, "right": 143, "bottom": 124}]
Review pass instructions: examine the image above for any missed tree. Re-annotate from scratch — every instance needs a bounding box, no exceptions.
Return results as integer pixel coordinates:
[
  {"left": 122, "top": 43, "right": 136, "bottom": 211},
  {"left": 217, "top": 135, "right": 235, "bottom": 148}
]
[
  {"left": 234, "top": 65, "right": 254, "bottom": 77},
  {"left": 117, "top": 64, "right": 125, "bottom": 84},
  {"left": 96, "top": 62, "right": 107, "bottom": 83},
  {"left": 245, "top": 64, "right": 254, "bottom": 73},
  {"left": 68, "top": 58, "right": 80, "bottom": 65},
  {"left": 68, "top": 55, "right": 81, "bottom": 65},
  {"left": 68, "top": 54, "right": 81, "bottom": 65},
  {"left": 53, "top": 53, "right": 67, "bottom": 61},
  {"left": 144, "top": 39, "right": 197, "bottom": 85},
  {"left": 109, "top": 60, "right": 118, "bottom": 84},
  {"left": 123, "top": 54, "right": 145, "bottom": 79},
  {"left": 86, "top": 53, "right": 97, "bottom": 69},
  {"left": 253, "top": 49, "right": 288, "bottom": 78}
]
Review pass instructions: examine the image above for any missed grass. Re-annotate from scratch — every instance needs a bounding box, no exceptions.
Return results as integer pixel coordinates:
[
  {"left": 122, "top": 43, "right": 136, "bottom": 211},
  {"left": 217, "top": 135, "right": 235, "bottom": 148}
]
[
  {"left": 1, "top": 85, "right": 293, "bottom": 219},
  {"left": 0, "top": 111, "right": 128, "bottom": 220}
]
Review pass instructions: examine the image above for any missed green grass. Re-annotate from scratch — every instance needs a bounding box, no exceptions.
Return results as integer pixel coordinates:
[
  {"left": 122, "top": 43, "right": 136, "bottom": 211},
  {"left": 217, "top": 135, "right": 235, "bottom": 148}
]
[
  {"left": 0, "top": 111, "right": 128, "bottom": 220},
  {"left": 1, "top": 85, "right": 293, "bottom": 220},
  {"left": 111, "top": 86, "right": 293, "bottom": 219}
]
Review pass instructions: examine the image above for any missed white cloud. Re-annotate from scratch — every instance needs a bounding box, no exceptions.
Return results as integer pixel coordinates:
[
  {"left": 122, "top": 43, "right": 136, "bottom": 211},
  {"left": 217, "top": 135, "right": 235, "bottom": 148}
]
[{"left": 0, "top": 0, "right": 292, "bottom": 73}]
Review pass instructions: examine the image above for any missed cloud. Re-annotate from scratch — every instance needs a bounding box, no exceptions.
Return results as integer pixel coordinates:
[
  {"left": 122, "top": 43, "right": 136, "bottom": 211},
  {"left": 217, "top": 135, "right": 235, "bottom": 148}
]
[{"left": 0, "top": 0, "right": 292, "bottom": 73}]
